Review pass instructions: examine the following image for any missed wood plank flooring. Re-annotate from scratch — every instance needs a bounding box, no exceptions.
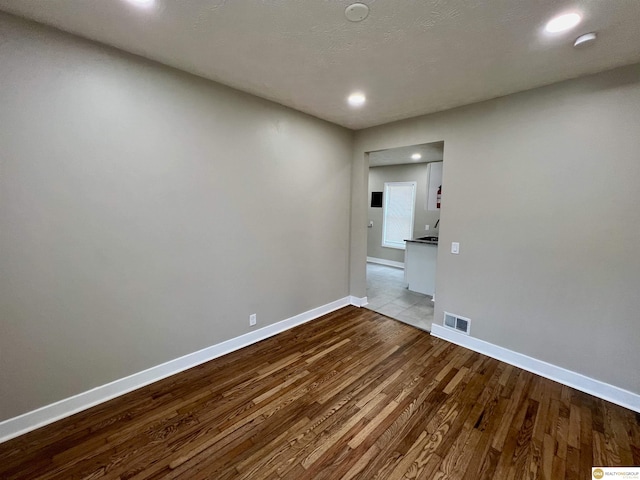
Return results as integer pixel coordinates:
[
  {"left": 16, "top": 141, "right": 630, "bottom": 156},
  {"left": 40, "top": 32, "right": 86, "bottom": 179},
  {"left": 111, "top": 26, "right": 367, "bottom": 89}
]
[{"left": 1, "top": 306, "right": 638, "bottom": 479}]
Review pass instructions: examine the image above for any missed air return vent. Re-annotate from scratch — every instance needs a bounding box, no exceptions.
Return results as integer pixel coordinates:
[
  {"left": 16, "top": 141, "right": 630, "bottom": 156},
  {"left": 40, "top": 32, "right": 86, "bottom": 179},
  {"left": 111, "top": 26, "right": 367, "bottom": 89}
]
[{"left": 443, "top": 312, "right": 471, "bottom": 335}]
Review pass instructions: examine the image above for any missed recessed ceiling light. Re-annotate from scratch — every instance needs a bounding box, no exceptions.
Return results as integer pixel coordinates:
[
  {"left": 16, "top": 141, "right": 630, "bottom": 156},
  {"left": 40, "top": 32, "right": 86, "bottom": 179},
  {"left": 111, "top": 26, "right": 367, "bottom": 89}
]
[
  {"left": 126, "top": 0, "right": 155, "bottom": 8},
  {"left": 348, "top": 92, "right": 366, "bottom": 107},
  {"left": 545, "top": 13, "right": 582, "bottom": 33},
  {"left": 574, "top": 32, "right": 597, "bottom": 48},
  {"left": 411, "top": 153, "right": 422, "bottom": 160}
]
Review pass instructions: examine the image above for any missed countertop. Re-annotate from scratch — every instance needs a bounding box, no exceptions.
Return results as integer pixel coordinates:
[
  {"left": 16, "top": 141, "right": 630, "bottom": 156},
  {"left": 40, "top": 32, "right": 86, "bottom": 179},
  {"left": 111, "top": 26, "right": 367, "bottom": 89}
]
[{"left": 405, "top": 237, "right": 438, "bottom": 245}]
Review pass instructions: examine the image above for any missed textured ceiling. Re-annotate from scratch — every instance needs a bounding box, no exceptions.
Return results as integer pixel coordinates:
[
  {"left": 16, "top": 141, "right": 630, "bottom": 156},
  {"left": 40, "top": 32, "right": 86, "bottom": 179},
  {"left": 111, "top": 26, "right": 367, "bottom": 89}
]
[
  {"left": 1, "top": 0, "right": 640, "bottom": 129},
  {"left": 369, "top": 142, "right": 444, "bottom": 168}
]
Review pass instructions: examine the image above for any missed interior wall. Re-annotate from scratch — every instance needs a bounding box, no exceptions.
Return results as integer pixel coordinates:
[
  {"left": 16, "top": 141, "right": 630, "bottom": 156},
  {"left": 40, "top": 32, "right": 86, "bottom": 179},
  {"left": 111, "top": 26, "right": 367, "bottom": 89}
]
[
  {"left": 367, "top": 163, "right": 439, "bottom": 263},
  {"left": 352, "top": 63, "right": 640, "bottom": 394},
  {"left": 0, "top": 13, "right": 353, "bottom": 421}
]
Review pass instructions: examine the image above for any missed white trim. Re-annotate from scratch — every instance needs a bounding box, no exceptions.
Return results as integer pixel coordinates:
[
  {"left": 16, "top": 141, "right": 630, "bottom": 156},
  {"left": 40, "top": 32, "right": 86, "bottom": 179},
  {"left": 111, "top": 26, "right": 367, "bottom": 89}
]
[
  {"left": 0, "top": 297, "right": 352, "bottom": 444},
  {"left": 366, "top": 257, "right": 404, "bottom": 269},
  {"left": 350, "top": 296, "right": 368, "bottom": 307},
  {"left": 430, "top": 323, "right": 640, "bottom": 413}
]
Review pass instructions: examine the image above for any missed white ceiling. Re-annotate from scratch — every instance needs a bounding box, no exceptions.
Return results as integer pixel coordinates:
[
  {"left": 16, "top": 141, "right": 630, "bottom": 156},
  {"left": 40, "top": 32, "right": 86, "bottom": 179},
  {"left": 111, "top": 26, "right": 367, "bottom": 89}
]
[
  {"left": 1, "top": 1, "right": 640, "bottom": 130},
  {"left": 369, "top": 142, "right": 444, "bottom": 168}
]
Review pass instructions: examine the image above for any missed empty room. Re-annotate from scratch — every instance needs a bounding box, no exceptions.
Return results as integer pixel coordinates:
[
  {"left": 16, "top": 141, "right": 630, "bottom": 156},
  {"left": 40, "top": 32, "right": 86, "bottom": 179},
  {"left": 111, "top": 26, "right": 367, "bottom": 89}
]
[{"left": 1, "top": 1, "right": 639, "bottom": 479}]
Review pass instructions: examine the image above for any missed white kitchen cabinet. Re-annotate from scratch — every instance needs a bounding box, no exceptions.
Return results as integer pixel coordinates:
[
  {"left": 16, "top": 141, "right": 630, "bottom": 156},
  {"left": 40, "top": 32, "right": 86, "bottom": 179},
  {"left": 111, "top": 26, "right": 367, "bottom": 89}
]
[{"left": 405, "top": 241, "right": 437, "bottom": 295}]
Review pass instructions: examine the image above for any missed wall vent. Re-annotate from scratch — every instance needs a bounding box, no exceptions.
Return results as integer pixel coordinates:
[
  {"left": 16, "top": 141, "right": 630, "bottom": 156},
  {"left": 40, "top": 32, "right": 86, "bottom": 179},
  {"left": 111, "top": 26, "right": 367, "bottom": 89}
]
[{"left": 443, "top": 312, "right": 471, "bottom": 335}]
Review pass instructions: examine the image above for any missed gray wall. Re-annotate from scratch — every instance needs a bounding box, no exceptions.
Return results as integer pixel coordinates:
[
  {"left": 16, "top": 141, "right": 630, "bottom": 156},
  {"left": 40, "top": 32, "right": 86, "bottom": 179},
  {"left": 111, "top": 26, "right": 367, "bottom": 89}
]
[
  {"left": 0, "top": 14, "right": 353, "bottom": 421},
  {"left": 351, "top": 63, "right": 640, "bottom": 394},
  {"left": 367, "top": 163, "right": 440, "bottom": 263}
]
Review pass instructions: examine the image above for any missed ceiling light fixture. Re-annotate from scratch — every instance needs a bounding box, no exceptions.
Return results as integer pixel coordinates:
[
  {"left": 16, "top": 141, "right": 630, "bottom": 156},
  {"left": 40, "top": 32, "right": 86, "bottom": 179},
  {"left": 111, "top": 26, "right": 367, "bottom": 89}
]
[
  {"left": 411, "top": 153, "right": 422, "bottom": 160},
  {"left": 545, "top": 13, "right": 582, "bottom": 33},
  {"left": 126, "top": 0, "right": 155, "bottom": 8},
  {"left": 574, "top": 32, "right": 597, "bottom": 48},
  {"left": 348, "top": 92, "right": 366, "bottom": 107}
]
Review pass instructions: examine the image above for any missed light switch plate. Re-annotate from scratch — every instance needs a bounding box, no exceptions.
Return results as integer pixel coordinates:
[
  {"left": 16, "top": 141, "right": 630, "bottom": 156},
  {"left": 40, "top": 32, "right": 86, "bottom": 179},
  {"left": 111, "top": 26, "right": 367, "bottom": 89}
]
[
  {"left": 425, "top": 225, "right": 429, "bottom": 231},
  {"left": 451, "top": 242, "right": 460, "bottom": 254}
]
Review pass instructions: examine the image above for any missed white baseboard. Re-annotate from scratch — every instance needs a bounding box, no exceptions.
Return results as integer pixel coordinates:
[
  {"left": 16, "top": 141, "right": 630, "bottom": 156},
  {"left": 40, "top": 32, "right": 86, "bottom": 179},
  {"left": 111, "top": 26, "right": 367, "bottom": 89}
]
[
  {"left": 350, "top": 296, "right": 368, "bottom": 307},
  {"left": 0, "top": 297, "right": 352, "bottom": 444},
  {"left": 367, "top": 256, "right": 404, "bottom": 269},
  {"left": 430, "top": 323, "right": 640, "bottom": 413}
]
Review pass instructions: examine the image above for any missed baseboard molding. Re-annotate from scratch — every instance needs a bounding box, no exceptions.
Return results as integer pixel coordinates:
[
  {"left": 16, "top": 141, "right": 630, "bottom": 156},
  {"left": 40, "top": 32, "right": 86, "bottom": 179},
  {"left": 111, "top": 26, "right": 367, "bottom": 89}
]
[
  {"left": 0, "top": 297, "right": 352, "bottom": 444},
  {"left": 350, "top": 296, "right": 368, "bottom": 307},
  {"left": 367, "top": 256, "right": 404, "bottom": 269},
  {"left": 430, "top": 324, "right": 640, "bottom": 413}
]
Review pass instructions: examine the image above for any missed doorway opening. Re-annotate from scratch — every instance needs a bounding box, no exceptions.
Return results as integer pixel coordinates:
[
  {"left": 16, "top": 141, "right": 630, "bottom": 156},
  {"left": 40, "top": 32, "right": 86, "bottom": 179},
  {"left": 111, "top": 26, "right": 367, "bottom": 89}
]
[{"left": 365, "top": 141, "right": 444, "bottom": 332}]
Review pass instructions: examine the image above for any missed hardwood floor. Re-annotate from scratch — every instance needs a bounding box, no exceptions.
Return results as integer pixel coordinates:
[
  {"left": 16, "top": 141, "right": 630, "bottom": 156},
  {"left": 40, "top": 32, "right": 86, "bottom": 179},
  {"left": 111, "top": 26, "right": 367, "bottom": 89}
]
[{"left": 1, "top": 306, "right": 638, "bottom": 479}]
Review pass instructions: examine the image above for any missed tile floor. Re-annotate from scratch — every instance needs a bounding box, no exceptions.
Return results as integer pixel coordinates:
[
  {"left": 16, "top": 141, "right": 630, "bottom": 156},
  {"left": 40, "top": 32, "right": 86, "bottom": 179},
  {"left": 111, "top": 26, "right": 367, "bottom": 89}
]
[{"left": 365, "top": 262, "right": 434, "bottom": 332}]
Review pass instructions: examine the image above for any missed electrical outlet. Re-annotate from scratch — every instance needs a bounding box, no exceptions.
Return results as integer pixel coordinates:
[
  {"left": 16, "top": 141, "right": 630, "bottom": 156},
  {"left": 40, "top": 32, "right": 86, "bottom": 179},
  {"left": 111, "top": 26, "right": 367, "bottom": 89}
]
[
  {"left": 249, "top": 314, "right": 257, "bottom": 326},
  {"left": 425, "top": 225, "right": 429, "bottom": 231}
]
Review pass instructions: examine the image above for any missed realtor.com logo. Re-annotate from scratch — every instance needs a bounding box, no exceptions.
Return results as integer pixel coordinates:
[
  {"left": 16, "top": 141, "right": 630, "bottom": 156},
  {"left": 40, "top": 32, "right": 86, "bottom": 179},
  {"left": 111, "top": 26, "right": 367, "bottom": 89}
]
[{"left": 593, "top": 467, "right": 640, "bottom": 479}]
